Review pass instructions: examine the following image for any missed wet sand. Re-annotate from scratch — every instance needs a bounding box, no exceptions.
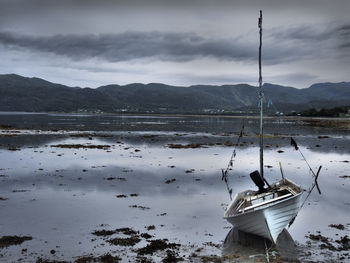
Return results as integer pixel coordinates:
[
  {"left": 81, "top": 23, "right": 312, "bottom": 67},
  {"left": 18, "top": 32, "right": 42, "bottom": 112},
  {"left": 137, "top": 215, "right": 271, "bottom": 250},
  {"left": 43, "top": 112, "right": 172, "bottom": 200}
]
[{"left": 0, "top": 113, "right": 349, "bottom": 262}]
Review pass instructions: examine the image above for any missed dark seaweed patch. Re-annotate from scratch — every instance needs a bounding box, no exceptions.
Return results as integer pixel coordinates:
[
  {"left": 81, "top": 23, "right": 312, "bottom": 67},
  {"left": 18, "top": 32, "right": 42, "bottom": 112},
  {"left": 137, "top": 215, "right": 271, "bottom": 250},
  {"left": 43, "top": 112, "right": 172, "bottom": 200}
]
[
  {"left": 141, "top": 233, "right": 153, "bottom": 239},
  {"left": 145, "top": 225, "right": 155, "bottom": 231},
  {"left": 51, "top": 144, "right": 110, "bottom": 149},
  {"left": 162, "top": 250, "right": 183, "bottom": 263},
  {"left": 108, "top": 236, "right": 141, "bottom": 246},
  {"left": 92, "top": 227, "right": 138, "bottom": 237},
  {"left": 74, "top": 253, "right": 121, "bottom": 263},
  {"left": 36, "top": 259, "right": 69, "bottom": 263},
  {"left": 137, "top": 239, "right": 180, "bottom": 255},
  {"left": 115, "top": 228, "right": 139, "bottom": 236},
  {"left": 165, "top": 178, "right": 176, "bottom": 184},
  {"left": 129, "top": 205, "right": 150, "bottom": 210},
  {"left": 0, "top": 235, "right": 32, "bottom": 248},
  {"left": 167, "top": 143, "right": 205, "bottom": 149},
  {"left": 329, "top": 224, "right": 345, "bottom": 230}
]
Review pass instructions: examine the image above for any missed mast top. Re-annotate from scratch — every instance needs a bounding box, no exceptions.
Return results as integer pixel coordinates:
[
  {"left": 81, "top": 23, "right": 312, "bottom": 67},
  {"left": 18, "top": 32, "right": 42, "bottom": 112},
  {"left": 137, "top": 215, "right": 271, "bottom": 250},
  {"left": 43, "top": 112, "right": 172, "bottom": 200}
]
[{"left": 258, "top": 10, "right": 262, "bottom": 28}]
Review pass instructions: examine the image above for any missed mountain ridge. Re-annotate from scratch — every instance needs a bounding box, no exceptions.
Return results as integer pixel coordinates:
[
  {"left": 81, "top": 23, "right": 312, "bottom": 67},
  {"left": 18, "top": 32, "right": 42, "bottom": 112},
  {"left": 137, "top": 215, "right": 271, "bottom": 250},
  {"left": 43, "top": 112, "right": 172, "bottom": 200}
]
[{"left": 0, "top": 74, "right": 349, "bottom": 114}]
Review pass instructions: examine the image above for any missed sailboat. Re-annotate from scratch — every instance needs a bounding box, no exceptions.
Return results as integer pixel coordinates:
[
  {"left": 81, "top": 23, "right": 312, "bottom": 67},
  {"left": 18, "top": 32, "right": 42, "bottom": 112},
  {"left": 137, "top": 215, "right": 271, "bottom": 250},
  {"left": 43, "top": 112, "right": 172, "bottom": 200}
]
[
  {"left": 224, "top": 176, "right": 303, "bottom": 243},
  {"left": 224, "top": 11, "right": 315, "bottom": 243}
]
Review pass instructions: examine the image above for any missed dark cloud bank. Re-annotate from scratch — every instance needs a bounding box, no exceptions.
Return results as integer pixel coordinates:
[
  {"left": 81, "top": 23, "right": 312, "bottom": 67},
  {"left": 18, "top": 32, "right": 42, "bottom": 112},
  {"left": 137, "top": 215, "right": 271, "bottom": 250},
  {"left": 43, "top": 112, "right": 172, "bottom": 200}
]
[
  {"left": 0, "top": 31, "right": 254, "bottom": 63},
  {"left": 1, "top": 21, "right": 349, "bottom": 65}
]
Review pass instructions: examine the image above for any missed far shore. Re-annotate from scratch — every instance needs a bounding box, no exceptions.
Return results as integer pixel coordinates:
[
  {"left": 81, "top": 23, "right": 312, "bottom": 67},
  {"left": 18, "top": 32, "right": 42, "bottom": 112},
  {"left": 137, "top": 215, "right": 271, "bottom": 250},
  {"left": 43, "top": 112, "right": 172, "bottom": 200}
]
[{"left": 1, "top": 110, "right": 350, "bottom": 120}]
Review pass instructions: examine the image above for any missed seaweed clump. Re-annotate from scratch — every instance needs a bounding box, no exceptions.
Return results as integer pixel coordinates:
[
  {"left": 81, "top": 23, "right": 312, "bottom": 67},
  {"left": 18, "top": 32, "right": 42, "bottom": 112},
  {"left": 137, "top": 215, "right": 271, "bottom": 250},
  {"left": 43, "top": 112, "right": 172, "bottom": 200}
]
[
  {"left": 108, "top": 236, "right": 141, "bottom": 246},
  {"left": 0, "top": 235, "right": 32, "bottom": 248},
  {"left": 137, "top": 239, "right": 180, "bottom": 255},
  {"left": 74, "top": 253, "right": 121, "bottom": 263}
]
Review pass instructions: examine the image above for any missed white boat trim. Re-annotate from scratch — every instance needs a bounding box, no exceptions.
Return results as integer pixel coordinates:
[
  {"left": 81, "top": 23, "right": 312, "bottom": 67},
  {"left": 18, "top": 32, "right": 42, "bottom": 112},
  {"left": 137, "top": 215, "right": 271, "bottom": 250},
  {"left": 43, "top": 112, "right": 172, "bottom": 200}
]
[{"left": 239, "top": 193, "right": 292, "bottom": 212}]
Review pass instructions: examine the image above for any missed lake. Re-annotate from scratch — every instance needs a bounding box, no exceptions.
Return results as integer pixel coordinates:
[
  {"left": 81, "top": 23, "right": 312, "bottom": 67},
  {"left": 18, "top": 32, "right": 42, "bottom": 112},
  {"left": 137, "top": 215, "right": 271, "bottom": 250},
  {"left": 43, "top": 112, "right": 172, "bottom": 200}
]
[{"left": 0, "top": 112, "right": 349, "bottom": 262}]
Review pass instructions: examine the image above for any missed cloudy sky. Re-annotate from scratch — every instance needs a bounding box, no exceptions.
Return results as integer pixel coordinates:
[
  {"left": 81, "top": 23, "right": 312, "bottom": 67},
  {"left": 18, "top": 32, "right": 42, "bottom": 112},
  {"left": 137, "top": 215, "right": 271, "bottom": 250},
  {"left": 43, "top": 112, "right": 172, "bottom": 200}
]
[{"left": 0, "top": 0, "right": 349, "bottom": 88}]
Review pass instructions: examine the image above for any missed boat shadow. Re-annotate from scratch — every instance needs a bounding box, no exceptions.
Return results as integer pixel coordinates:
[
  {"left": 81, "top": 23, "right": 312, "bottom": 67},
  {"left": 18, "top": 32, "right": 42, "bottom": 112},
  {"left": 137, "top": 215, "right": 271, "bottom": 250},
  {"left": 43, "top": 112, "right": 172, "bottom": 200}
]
[{"left": 222, "top": 227, "right": 300, "bottom": 262}]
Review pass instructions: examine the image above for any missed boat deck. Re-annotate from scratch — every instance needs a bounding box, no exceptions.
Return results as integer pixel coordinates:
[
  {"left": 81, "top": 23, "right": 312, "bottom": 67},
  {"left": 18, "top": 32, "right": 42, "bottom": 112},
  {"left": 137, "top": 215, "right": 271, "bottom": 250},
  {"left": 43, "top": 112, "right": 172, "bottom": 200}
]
[{"left": 225, "top": 179, "right": 302, "bottom": 217}]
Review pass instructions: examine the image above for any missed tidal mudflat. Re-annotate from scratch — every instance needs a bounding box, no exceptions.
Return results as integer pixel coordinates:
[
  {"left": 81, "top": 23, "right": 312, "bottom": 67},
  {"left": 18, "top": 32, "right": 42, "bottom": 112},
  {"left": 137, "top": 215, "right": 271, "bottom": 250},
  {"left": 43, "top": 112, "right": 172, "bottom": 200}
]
[{"left": 0, "top": 113, "right": 349, "bottom": 262}]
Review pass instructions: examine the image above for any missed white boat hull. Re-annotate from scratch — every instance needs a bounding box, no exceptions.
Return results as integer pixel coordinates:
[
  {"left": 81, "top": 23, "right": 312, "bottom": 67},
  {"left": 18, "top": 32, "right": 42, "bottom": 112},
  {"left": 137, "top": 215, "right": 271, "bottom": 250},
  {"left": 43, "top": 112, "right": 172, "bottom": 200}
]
[{"left": 225, "top": 190, "right": 303, "bottom": 243}]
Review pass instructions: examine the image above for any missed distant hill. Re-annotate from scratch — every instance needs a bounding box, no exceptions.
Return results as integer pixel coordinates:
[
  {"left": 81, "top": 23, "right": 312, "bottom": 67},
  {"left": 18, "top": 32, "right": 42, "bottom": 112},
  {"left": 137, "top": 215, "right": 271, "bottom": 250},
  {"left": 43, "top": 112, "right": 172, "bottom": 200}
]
[
  {"left": 0, "top": 74, "right": 349, "bottom": 114},
  {"left": 0, "top": 74, "right": 117, "bottom": 112}
]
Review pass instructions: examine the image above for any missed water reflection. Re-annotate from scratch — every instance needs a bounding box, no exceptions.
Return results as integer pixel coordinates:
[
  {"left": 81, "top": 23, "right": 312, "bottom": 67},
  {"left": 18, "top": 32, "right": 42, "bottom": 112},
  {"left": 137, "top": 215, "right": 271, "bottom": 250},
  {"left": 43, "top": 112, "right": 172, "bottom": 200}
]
[{"left": 222, "top": 228, "right": 299, "bottom": 262}]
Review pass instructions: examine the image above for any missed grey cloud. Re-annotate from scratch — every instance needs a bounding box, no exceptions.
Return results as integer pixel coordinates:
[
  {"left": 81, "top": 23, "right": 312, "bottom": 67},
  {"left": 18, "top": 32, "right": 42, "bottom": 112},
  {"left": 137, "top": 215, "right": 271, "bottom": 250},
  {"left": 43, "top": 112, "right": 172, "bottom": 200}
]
[
  {"left": 174, "top": 72, "right": 258, "bottom": 86},
  {"left": 282, "top": 72, "right": 318, "bottom": 82},
  {"left": 0, "top": 30, "right": 315, "bottom": 65},
  {"left": 269, "top": 25, "right": 331, "bottom": 41},
  {"left": 338, "top": 24, "right": 350, "bottom": 36},
  {"left": 267, "top": 72, "right": 319, "bottom": 88},
  {"left": 337, "top": 24, "right": 350, "bottom": 49},
  {"left": 265, "top": 22, "right": 350, "bottom": 64},
  {"left": 340, "top": 42, "right": 350, "bottom": 49},
  {"left": 0, "top": 31, "right": 255, "bottom": 63},
  {"left": 270, "top": 22, "right": 350, "bottom": 49}
]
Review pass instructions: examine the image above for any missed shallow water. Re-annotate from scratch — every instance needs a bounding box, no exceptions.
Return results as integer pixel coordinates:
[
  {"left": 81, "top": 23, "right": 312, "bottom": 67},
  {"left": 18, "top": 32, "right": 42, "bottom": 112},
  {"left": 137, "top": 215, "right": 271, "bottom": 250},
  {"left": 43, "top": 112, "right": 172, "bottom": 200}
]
[{"left": 0, "top": 113, "right": 349, "bottom": 262}]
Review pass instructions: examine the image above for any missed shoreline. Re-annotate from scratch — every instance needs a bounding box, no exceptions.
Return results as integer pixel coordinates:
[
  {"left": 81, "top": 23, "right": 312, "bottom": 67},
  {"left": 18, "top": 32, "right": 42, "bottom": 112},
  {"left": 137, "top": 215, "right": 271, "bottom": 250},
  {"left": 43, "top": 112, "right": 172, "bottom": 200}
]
[{"left": 1, "top": 110, "right": 350, "bottom": 121}]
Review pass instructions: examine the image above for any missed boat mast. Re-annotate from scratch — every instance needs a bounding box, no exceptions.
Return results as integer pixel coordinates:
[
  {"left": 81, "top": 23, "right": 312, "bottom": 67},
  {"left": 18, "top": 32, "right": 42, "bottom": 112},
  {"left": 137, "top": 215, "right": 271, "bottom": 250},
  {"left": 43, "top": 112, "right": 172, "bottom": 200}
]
[{"left": 258, "top": 10, "right": 264, "bottom": 179}]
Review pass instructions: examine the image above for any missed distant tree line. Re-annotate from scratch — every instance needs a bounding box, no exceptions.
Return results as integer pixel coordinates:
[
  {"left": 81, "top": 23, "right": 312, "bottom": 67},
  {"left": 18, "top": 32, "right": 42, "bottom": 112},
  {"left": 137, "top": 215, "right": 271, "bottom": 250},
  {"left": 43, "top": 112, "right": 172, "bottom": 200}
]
[{"left": 295, "top": 106, "right": 350, "bottom": 117}]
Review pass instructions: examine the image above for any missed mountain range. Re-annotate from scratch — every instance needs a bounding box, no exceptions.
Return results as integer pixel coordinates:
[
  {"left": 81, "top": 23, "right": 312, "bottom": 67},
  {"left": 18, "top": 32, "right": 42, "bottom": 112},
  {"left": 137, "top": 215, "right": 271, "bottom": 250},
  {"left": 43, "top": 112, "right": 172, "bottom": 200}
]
[{"left": 0, "top": 74, "right": 349, "bottom": 114}]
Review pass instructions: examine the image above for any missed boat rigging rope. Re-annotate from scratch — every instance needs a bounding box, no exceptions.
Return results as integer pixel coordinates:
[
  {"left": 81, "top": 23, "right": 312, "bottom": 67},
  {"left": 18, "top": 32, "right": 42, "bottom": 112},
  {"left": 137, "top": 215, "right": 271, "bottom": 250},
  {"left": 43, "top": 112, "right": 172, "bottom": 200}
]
[
  {"left": 221, "top": 81, "right": 263, "bottom": 201},
  {"left": 221, "top": 121, "right": 245, "bottom": 200},
  {"left": 288, "top": 137, "right": 322, "bottom": 227}
]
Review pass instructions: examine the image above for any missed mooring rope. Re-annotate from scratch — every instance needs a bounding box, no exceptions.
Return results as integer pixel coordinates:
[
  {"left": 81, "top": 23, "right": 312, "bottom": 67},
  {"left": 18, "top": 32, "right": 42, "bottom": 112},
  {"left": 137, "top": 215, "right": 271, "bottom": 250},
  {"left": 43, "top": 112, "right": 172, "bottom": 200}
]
[{"left": 221, "top": 121, "right": 245, "bottom": 200}]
